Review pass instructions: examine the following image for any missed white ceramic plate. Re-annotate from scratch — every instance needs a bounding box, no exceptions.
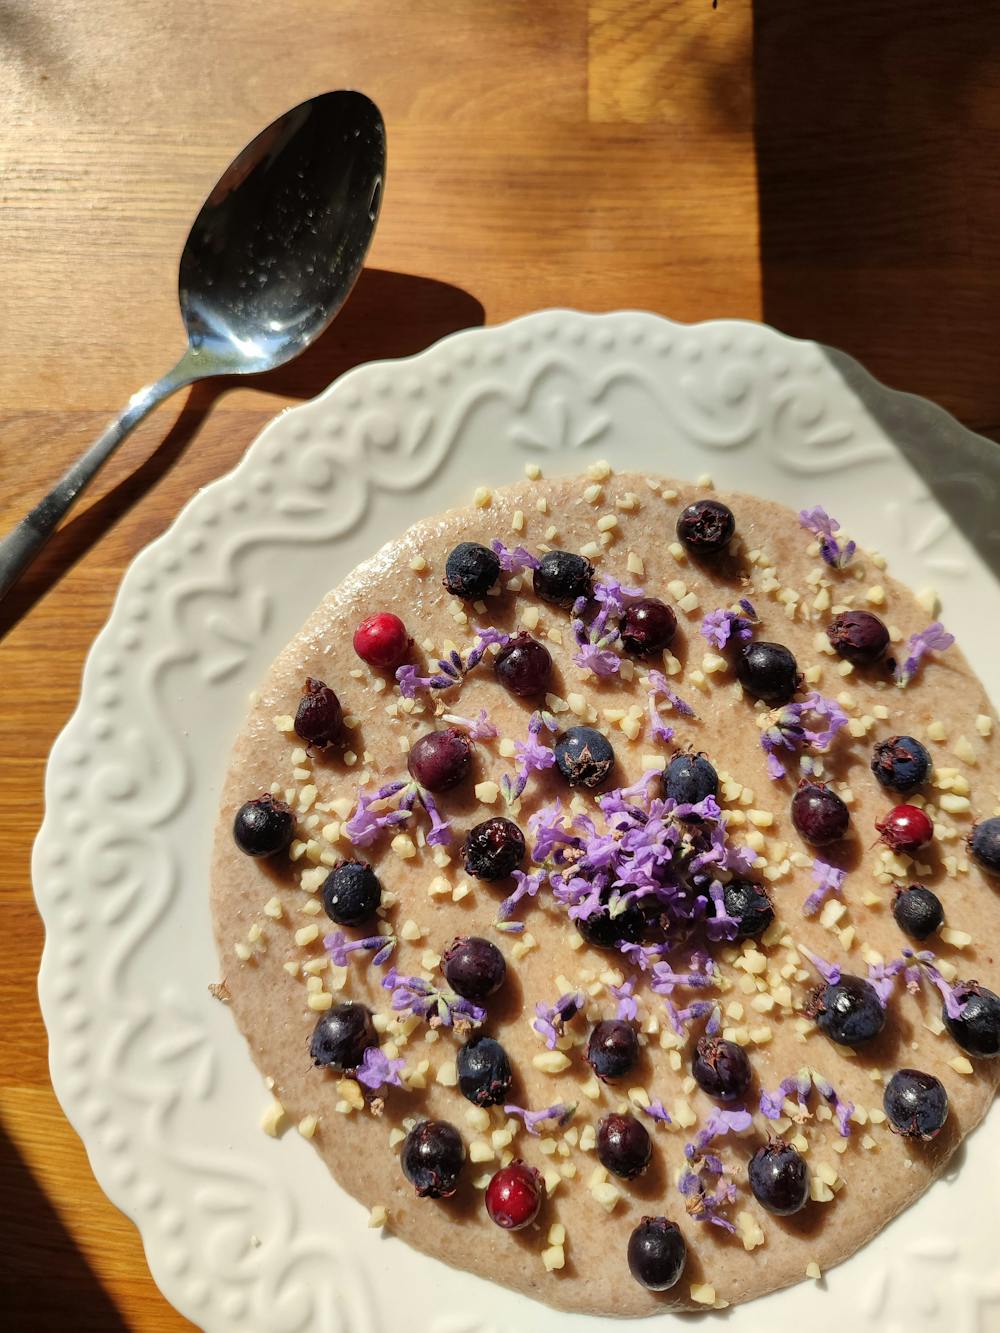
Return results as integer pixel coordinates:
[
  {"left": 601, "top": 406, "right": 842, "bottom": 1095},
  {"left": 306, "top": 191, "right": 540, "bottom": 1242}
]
[{"left": 36, "top": 311, "right": 1000, "bottom": 1333}]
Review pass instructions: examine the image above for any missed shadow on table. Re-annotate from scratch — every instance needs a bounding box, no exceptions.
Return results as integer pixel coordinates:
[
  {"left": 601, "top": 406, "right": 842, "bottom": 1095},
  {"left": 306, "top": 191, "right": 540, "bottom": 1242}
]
[
  {"left": 0, "top": 269, "right": 485, "bottom": 641},
  {"left": 0, "top": 1118, "right": 131, "bottom": 1330},
  {"left": 753, "top": 0, "right": 1000, "bottom": 437}
]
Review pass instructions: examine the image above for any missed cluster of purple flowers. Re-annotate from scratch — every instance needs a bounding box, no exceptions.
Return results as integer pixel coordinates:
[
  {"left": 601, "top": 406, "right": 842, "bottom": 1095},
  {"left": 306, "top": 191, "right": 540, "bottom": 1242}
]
[
  {"left": 700, "top": 598, "right": 758, "bottom": 650},
  {"left": 867, "top": 948, "right": 967, "bottom": 1018},
  {"left": 678, "top": 1107, "right": 752, "bottom": 1232},
  {"left": 381, "top": 967, "right": 486, "bottom": 1028},
  {"left": 395, "top": 625, "right": 512, "bottom": 699},
  {"left": 644, "top": 670, "right": 695, "bottom": 743},
  {"left": 759, "top": 691, "right": 848, "bottom": 781},
  {"left": 345, "top": 777, "right": 452, "bottom": 848},
  {"left": 499, "top": 711, "right": 558, "bottom": 805},
  {"left": 570, "top": 576, "right": 646, "bottom": 677},
  {"left": 798, "top": 506, "right": 857, "bottom": 569},
  {"left": 894, "top": 622, "right": 955, "bottom": 688},
  {"left": 759, "top": 1069, "right": 854, "bottom": 1137}
]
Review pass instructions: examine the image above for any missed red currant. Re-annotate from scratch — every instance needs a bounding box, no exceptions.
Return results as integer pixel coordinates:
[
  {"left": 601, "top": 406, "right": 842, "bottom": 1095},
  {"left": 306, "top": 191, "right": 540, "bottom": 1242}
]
[
  {"left": 876, "top": 804, "right": 934, "bottom": 854},
  {"left": 353, "top": 613, "right": 410, "bottom": 669},
  {"left": 485, "top": 1160, "right": 544, "bottom": 1230}
]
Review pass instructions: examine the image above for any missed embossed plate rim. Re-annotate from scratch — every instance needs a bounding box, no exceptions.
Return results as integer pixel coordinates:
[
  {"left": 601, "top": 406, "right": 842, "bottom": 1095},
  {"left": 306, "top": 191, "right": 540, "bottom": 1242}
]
[{"left": 35, "top": 309, "right": 1000, "bottom": 1332}]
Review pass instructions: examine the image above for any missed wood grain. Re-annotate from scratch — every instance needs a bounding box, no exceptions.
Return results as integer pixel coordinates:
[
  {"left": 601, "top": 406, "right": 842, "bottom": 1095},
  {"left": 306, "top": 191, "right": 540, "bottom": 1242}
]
[{"left": 1, "top": 1, "right": 997, "bottom": 1327}]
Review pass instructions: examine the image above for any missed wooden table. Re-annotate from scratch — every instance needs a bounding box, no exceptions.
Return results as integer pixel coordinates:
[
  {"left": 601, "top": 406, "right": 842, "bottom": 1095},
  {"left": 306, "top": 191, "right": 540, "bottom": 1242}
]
[{"left": 3, "top": 2, "right": 999, "bottom": 1326}]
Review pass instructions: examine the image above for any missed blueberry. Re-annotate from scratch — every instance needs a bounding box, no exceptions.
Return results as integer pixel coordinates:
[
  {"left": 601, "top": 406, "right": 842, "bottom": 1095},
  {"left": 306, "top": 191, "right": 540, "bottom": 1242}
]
[
  {"left": 883, "top": 1068, "right": 949, "bottom": 1139},
  {"left": 619, "top": 598, "right": 677, "bottom": 655},
  {"left": 294, "top": 677, "right": 344, "bottom": 748},
  {"left": 320, "top": 860, "right": 382, "bottom": 926},
  {"left": 456, "top": 1034, "right": 513, "bottom": 1107},
  {"left": 554, "top": 726, "right": 615, "bottom": 788},
  {"left": 233, "top": 794, "right": 295, "bottom": 857},
  {"left": 586, "top": 1019, "right": 640, "bottom": 1081},
  {"left": 826, "top": 610, "right": 890, "bottom": 665},
  {"left": 401, "top": 1119, "right": 466, "bottom": 1198},
  {"left": 736, "top": 640, "right": 801, "bottom": 704},
  {"left": 691, "top": 1037, "right": 752, "bottom": 1102},
  {"left": 310, "top": 1002, "right": 377, "bottom": 1071},
  {"left": 575, "top": 892, "right": 645, "bottom": 950},
  {"left": 722, "top": 878, "right": 774, "bottom": 939},
  {"left": 791, "top": 780, "right": 850, "bottom": 846},
  {"left": 407, "top": 727, "right": 473, "bottom": 791},
  {"left": 870, "top": 735, "right": 931, "bottom": 794},
  {"left": 892, "top": 885, "right": 943, "bottom": 941},
  {"left": 442, "top": 936, "right": 506, "bottom": 1001},
  {"left": 813, "top": 974, "right": 886, "bottom": 1046},
  {"left": 493, "top": 633, "right": 552, "bottom": 696},
  {"left": 443, "top": 542, "right": 501, "bottom": 599},
  {"left": 748, "top": 1141, "right": 809, "bottom": 1215},
  {"left": 675, "top": 499, "right": 735, "bottom": 555},
  {"left": 464, "top": 816, "right": 526, "bottom": 880},
  {"left": 597, "top": 1112, "right": 652, "bottom": 1179},
  {"left": 661, "top": 752, "right": 718, "bottom": 811},
  {"left": 969, "top": 817, "right": 1000, "bottom": 875},
  {"left": 943, "top": 981, "right": 1000, "bottom": 1058},
  {"left": 532, "top": 549, "right": 594, "bottom": 608},
  {"left": 627, "top": 1217, "right": 686, "bottom": 1291}
]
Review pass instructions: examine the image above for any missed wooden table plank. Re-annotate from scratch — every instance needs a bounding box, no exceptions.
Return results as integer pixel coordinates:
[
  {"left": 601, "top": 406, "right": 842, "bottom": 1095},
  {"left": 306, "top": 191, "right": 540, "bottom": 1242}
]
[{"left": 2, "top": 2, "right": 997, "bottom": 1327}]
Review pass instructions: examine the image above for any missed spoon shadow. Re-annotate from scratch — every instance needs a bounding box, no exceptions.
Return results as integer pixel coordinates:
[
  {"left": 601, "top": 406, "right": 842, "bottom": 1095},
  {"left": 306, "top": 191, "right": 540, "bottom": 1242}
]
[{"left": 0, "top": 269, "right": 484, "bottom": 641}]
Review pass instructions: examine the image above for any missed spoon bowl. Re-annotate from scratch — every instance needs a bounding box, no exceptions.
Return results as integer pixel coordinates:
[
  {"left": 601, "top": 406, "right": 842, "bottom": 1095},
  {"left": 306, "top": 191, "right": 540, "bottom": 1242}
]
[
  {"left": 180, "top": 91, "right": 385, "bottom": 376},
  {"left": 0, "top": 91, "right": 385, "bottom": 600}
]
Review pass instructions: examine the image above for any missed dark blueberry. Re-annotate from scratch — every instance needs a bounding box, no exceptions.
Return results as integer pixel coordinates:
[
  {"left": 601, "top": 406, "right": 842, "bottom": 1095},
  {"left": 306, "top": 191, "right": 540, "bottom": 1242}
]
[
  {"left": 944, "top": 981, "right": 1000, "bottom": 1058},
  {"left": 493, "top": 632, "right": 553, "bottom": 697},
  {"left": 619, "top": 598, "right": 678, "bottom": 655},
  {"left": 310, "top": 1002, "right": 376, "bottom": 1071},
  {"left": 442, "top": 936, "right": 507, "bottom": 1001},
  {"left": 722, "top": 878, "right": 774, "bottom": 939},
  {"left": 661, "top": 752, "right": 718, "bottom": 812},
  {"left": 586, "top": 1019, "right": 640, "bottom": 1081},
  {"left": 597, "top": 1112, "right": 652, "bottom": 1179},
  {"left": 748, "top": 1141, "right": 809, "bottom": 1215},
  {"left": 876, "top": 803, "right": 933, "bottom": 855},
  {"left": 232, "top": 794, "right": 295, "bottom": 857},
  {"left": 969, "top": 816, "right": 1000, "bottom": 875},
  {"left": 691, "top": 1037, "right": 752, "bottom": 1102},
  {"left": 401, "top": 1119, "right": 465, "bottom": 1198},
  {"left": 575, "top": 891, "right": 645, "bottom": 950},
  {"left": 870, "top": 735, "right": 931, "bottom": 794},
  {"left": 353, "top": 612, "right": 410, "bottom": 669},
  {"left": 294, "top": 677, "right": 344, "bottom": 748},
  {"left": 813, "top": 974, "right": 886, "bottom": 1046},
  {"left": 407, "top": 727, "right": 473, "bottom": 791},
  {"left": 791, "top": 780, "right": 850, "bottom": 846},
  {"left": 532, "top": 549, "right": 594, "bottom": 608},
  {"left": 826, "top": 610, "right": 890, "bottom": 665},
  {"left": 486, "top": 1160, "right": 544, "bottom": 1230},
  {"left": 675, "top": 499, "right": 735, "bottom": 556},
  {"left": 883, "top": 1068, "right": 949, "bottom": 1140},
  {"left": 627, "top": 1216, "right": 686, "bottom": 1291},
  {"left": 320, "top": 860, "right": 382, "bottom": 926},
  {"left": 464, "top": 816, "right": 526, "bottom": 880},
  {"left": 892, "top": 885, "right": 943, "bottom": 941},
  {"left": 736, "top": 640, "right": 801, "bottom": 704},
  {"left": 554, "top": 726, "right": 615, "bottom": 788},
  {"left": 456, "top": 1034, "right": 513, "bottom": 1107},
  {"left": 443, "top": 541, "right": 501, "bottom": 599}
]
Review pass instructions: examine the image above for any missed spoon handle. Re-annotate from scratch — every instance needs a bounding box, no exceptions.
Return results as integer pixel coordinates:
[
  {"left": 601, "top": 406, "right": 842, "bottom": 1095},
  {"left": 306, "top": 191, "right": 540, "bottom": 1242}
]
[{"left": 0, "top": 360, "right": 195, "bottom": 602}]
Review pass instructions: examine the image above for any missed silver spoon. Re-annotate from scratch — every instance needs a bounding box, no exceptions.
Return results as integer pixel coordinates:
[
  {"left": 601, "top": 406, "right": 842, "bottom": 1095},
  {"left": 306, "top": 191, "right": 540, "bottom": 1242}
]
[{"left": 0, "top": 90, "right": 385, "bottom": 601}]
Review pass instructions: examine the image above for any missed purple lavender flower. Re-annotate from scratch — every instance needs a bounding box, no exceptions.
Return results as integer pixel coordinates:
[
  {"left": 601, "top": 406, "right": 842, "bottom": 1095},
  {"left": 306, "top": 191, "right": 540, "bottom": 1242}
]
[
  {"left": 803, "top": 858, "right": 847, "bottom": 917},
  {"left": 532, "top": 991, "right": 585, "bottom": 1048},
  {"left": 759, "top": 1071, "right": 812, "bottom": 1120},
  {"left": 464, "top": 624, "right": 513, "bottom": 673},
  {"left": 503, "top": 1102, "right": 576, "bottom": 1134},
  {"left": 609, "top": 978, "right": 638, "bottom": 1021},
  {"left": 344, "top": 780, "right": 412, "bottom": 846},
  {"left": 498, "top": 867, "right": 546, "bottom": 922},
  {"left": 813, "top": 1073, "right": 855, "bottom": 1137},
  {"left": 700, "top": 607, "right": 755, "bottom": 650},
  {"left": 355, "top": 1045, "right": 406, "bottom": 1092},
  {"left": 490, "top": 539, "right": 540, "bottom": 574},
  {"left": 760, "top": 691, "right": 848, "bottom": 781},
  {"left": 323, "top": 931, "right": 396, "bottom": 968},
  {"left": 572, "top": 639, "right": 622, "bottom": 677},
  {"left": 415, "top": 786, "right": 452, "bottom": 846},
  {"left": 639, "top": 1098, "right": 672, "bottom": 1127},
  {"left": 501, "top": 711, "right": 558, "bottom": 804},
  {"left": 592, "top": 576, "right": 645, "bottom": 616},
  {"left": 382, "top": 969, "right": 486, "bottom": 1027},
  {"left": 441, "top": 708, "right": 499, "bottom": 742},
  {"left": 699, "top": 1107, "right": 753, "bottom": 1144},
  {"left": 894, "top": 622, "right": 955, "bottom": 687},
  {"left": 799, "top": 506, "right": 857, "bottom": 569},
  {"left": 875, "top": 948, "right": 968, "bottom": 1019},
  {"left": 800, "top": 946, "right": 841, "bottom": 986}
]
